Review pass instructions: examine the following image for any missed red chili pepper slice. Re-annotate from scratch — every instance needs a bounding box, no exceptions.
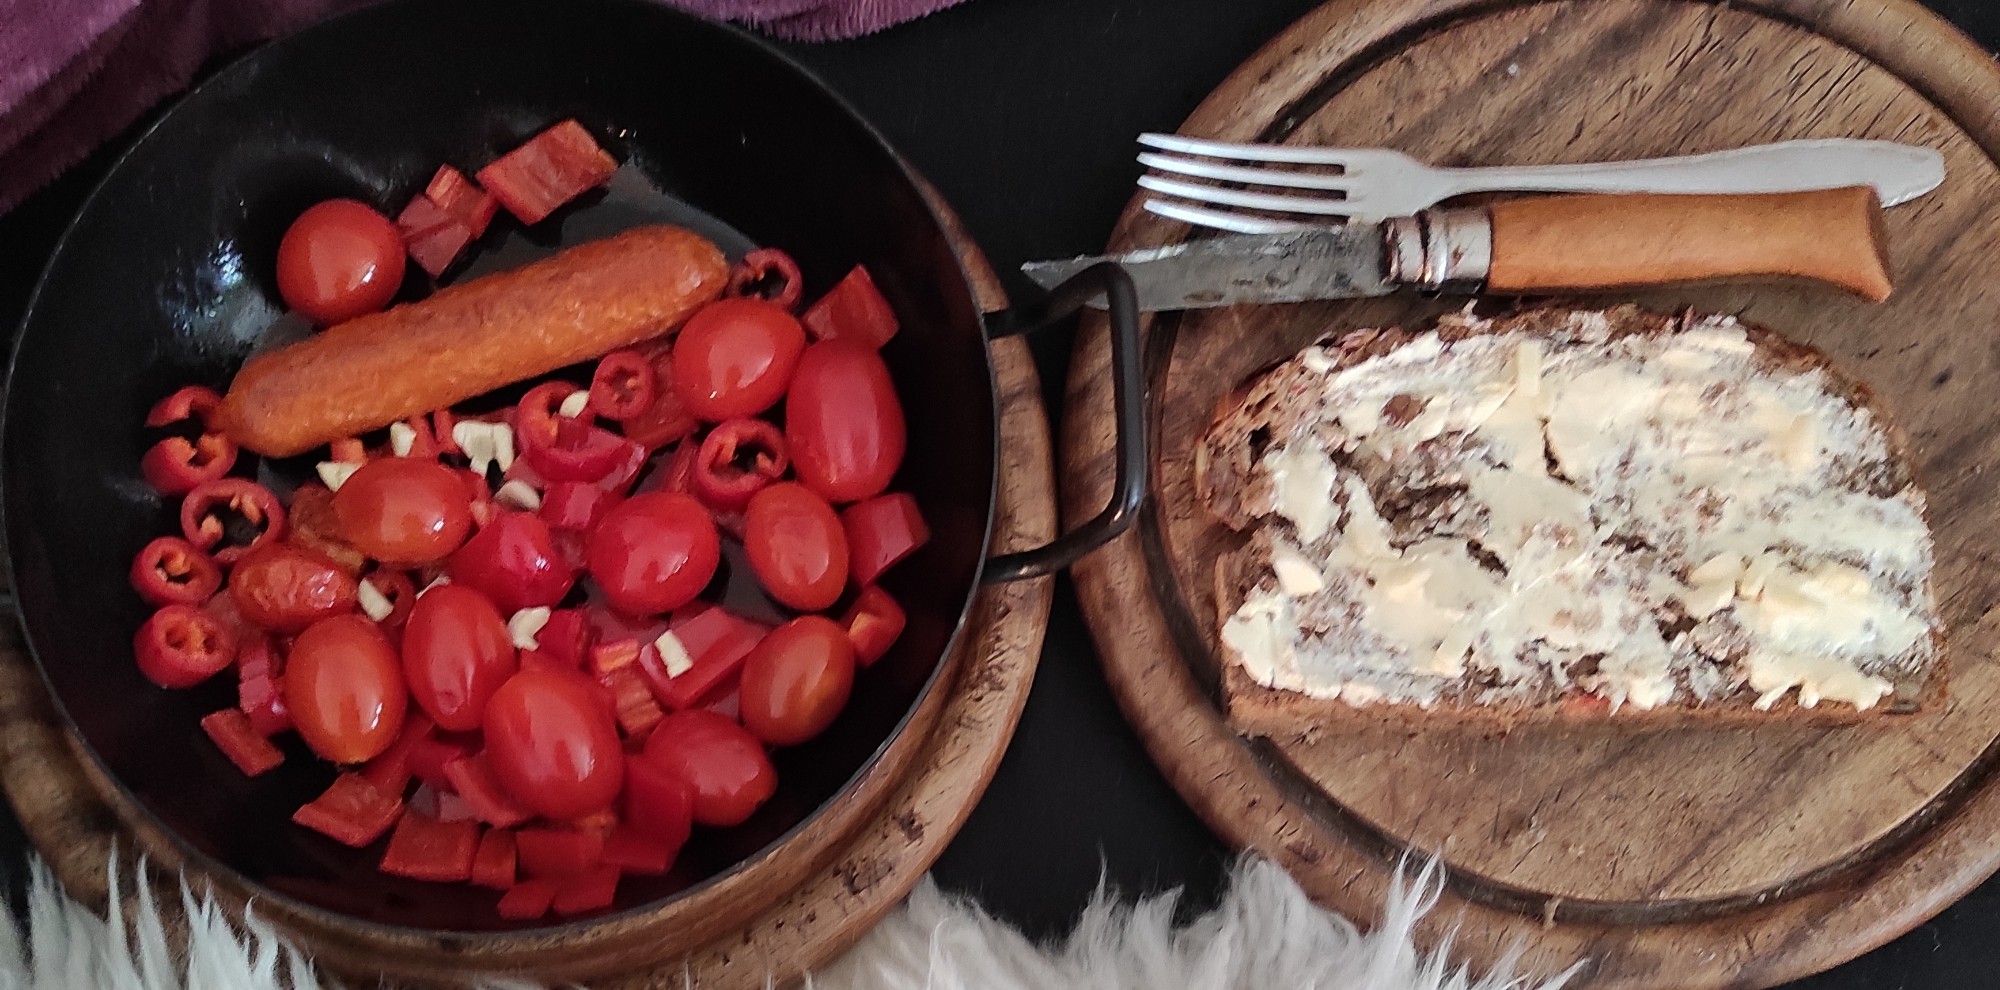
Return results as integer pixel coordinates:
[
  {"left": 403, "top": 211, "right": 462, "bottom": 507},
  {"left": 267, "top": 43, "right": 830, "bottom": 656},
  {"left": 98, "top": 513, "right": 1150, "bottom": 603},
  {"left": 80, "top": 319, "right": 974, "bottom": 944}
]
[
  {"left": 426, "top": 165, "right": 499, "bottom": 236},
  {"left": 598, "top": 665, "right": 664, "bottom": 738},
  {"left": 535, "top": 608, "right": 592, "bottom": 669},
  {"left": 691, "top": 418, "right": 787, "bottom": 511},
  {"left": 600, "top": 827, "right": 676, "bottom": 875},
  {"left": 201, "top": 710, "right": 284, "bottom": 776},
  {"left": 588, "top": 349, "right": 657, "bottom": 420},
  {"left": 516, "top": 826, "right": 605, "bottom": 879},
  {"left": 648, "top": 439, "right": 699, "bottom": 494},
  {"left": 650, "top": 606, "right": 769, "bottom": 710},
  {"left": 595, "top": 435, "right": 650, "bottom": 494},
  {"left": 517, "top": 384, "right": 636, "bottom": 483},
  {"left": 497, "top": 878, "right": 557, "bottom": 920},
  {"left": 180, "top": 479, "right": 286, "bottom": 565},
  {"left": 293, "top": 773, "right": 404, "bottom": 847},
  {"left": 431, "top": 409, "right": 463, "bottom": 456},
  {"left": 133, "top": 603, "right": 236, "bottom": 689},
  {"left": 146, "top": 386, "right": 225, "bottom": 428},
  {"left": 477, "top": 120, "right": 619, "bottom": 225},
  {"left": 800, "top": 265, "right": 898, "bottom": 348},
  {"left": 129, "top": 536, "right": 221, "bottom": 607},
  {"left": 842, "top": 586, "right": 908, "bottom": 667},
  {"left": 330, "top": 438, "right": 367, "bottom": 463},
  {"left": 362, "top": 569, "right": 417, "bottom": 628},
  {"left": 551, "top": 865, "right": 621, "bottom": 916},
  {"left": 618, "top": 346, "right": 698, "bottom": 450},
  {"left": 360, "top": 711, "right": 434, "bottom": 796},
  {"left": 396, "top": 195, "right": 474, "bottom": 278},
  {"left": 443, "top": 755, "right": 532, "bottom": 829},
  {"left": 726, "top": 248, "right": 804, "bottom": 311},
  {"left": 380, "top": 812, "right": 479, "bottom": 882},
  {"left": 472, "top": 828, "right": 518, "bottom": 890},
  {"left": 409, "top": 736, "right": 474, "bottom": 791},
  {"left": 842, "top": 492, "right": 929, "bottom": 585},
  {"left": 539, "top": 481, "right": 618, "bottom": 532},
  {"left": 237, "top": 635, "right": 292, "bottom": 736},
  {"left": 141, "top": 432, "right": 238, "bottom": 496}
]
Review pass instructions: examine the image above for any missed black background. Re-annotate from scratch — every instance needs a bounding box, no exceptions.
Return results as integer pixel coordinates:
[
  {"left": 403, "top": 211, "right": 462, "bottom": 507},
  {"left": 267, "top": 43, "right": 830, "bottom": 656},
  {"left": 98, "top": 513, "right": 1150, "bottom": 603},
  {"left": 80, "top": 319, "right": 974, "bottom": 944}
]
[{"left": 3, "top": 0, "right": 1999, "bottom": 985}]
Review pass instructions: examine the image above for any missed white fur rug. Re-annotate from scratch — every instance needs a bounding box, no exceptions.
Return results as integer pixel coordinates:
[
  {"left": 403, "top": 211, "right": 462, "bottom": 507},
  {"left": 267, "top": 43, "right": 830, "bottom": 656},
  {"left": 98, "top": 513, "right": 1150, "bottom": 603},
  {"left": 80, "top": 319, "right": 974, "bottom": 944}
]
[{"left": 0, "top": 854, "right": 1577, "bottom": 989}]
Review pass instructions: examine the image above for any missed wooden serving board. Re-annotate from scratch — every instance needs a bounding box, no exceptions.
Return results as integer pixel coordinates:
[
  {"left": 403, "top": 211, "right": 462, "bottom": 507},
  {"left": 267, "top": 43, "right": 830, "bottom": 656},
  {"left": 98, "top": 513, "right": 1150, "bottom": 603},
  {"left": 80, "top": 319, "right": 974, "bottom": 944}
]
[
  {"left": 1063, "top": 0, "right": 2000, "bottom": 986},
  {"left": 0, "top": 203, "right": 1054, "bottom": 987}
]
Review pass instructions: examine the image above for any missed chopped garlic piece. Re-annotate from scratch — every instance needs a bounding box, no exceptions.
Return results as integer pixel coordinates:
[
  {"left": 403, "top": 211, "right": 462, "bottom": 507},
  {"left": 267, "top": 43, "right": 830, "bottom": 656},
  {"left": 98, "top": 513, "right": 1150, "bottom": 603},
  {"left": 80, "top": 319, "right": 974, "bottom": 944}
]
[
  {"left": 559, "top": 391, "right": 591, "bottom": 418},
  {"left": 653, "top": 629, "right": 694, "bottom": 677},
  {"left": 508, "top": 607, "right": 552, "bottom": 650},
  {"left": 389, "top": 421, "right": 418, "bottom": 457},
  {"left": 316, "top": 461, "right": 361, "bottom": 492},
  {"left": 357, "top": 578, "right": 395, "bottom": 622},
  {"left": 454, "top": 421, "right": 514, "bottom": 476},
  {"left": 495, "top": 479, "right": 542, "bottom": 511},
  {"left": 493, "top": 422, "right": 517, "bottom": 471}
]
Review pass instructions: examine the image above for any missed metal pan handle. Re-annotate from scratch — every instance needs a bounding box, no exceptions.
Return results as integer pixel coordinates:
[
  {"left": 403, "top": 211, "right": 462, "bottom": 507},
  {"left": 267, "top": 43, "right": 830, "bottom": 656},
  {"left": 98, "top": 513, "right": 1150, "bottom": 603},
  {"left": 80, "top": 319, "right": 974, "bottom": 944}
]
[{"left": 981, "top": 263, "right": 1146, "bottom": 582}]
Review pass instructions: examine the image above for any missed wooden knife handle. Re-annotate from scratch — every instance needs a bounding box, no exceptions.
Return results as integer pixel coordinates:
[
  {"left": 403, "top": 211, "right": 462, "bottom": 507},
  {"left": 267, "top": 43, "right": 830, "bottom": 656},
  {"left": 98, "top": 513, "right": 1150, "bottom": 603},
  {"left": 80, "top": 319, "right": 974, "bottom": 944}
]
[{"left": 1485, "top": 187, "right": 1893, "bottom": 301}]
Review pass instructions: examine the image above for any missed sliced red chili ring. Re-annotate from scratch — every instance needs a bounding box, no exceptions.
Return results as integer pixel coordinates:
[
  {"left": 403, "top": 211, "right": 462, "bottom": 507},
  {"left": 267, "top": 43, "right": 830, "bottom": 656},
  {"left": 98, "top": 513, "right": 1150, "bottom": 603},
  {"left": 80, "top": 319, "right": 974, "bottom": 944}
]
[
  {"left": 650, "top": 439, "right": 699, "bottom": 494},
  {"left": 129, "top": 536, "right": 222, "bottom": 607},
  {"left": 539, "top": 481, "right": 618, "bottom": 532},
  {"left": 515, "top": 381, "right": 583, "bottom": 449},
  {"left": 362, "top": 569, "right": 418, "bottom": 627},
  {"left": 691, "top": 418, "right": 788, "bottom": 511},
  {"left": 140, "top": 432, "right": 238, "bottom": 496},
  {"left": 180, "top": 478, "right": 287, "bottom": 565},
  {"left": 726, "top": 248, "right": 804, "bottom": 311},
  {"left": 133, "top": 603, "right": 237, "bottom": 689},
  {"left": 524, "top": 416, "right": 634, "bottom": 484},
  {"left": 618, "top": 345, "right": 698, "bottom": 449},
  {"left": 144, "top": 385, "right": 224, "bottom": 429},
  {"left": 588, "top": 349, "right": 657, "bottom": 420}
]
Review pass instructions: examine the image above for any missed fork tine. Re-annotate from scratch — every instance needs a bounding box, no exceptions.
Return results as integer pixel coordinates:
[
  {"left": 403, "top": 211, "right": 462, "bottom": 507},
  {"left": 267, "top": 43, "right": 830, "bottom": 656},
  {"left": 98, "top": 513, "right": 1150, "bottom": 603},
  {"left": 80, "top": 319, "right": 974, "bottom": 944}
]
[
  {"left": 1137, "top": 152, "right": 1355, "bottom": 191},
  {"left": 1141, "top": 198, "right": 1316, "bottom": 234},
  {"left": 1136, "top": 175, "right": 1364, "bottom": 215},
  {"left": 1138, "top": 132, "right": 1359, "bottom": 166}
]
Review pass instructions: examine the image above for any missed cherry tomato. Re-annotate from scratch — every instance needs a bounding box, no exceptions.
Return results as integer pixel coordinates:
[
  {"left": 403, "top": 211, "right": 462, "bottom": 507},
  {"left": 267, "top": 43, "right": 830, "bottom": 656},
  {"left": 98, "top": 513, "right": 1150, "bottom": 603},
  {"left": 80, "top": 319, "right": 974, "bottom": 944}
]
[
  {"left": 332, "top": 458, "right": 474, "bottom": 565},
  {"left": 275, "top": 199, "right": 406, "bottom": 324},
  {"left": 284, "top": 615, "right": 407, "bottom": 763},
  {"left": 671, "top": 298, "right": 806, "bottom": 421},
  {"left": 584, "top": 493, "right": 720, "bottom": 615},
  {"left": 642, "top": 710, "right": 776, "bottom": 827},
  {"left": 401, "top": 585, "right": 518, "bottom": 731},
  {"left": 229, "top": 543, "right": 359, "bottom": 633},
  {"left": 785, "top": 340, "right": 906, "bottom": 503},
  {"left": 446, "top": 511, "right": 575, "bottom": 614},
  {"left": 483, "top": 668, "right": 624, "bottom": 820},
  {"left": 743, "top": 483, "right": 847, "bottom": 611},
  {"left": 738, "top": 617, "right": 855, "bottom": 747}
]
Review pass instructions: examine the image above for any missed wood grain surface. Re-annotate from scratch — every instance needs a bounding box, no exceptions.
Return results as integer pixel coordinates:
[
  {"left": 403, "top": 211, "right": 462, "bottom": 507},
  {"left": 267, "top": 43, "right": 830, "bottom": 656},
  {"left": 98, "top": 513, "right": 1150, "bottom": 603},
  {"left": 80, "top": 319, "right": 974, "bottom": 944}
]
[
  {"left": 1062, "top": 0, "right": 2000, "bottom": 986},
  {"left": 0, "top": 205, "right": 1055, "bottom": 987}
]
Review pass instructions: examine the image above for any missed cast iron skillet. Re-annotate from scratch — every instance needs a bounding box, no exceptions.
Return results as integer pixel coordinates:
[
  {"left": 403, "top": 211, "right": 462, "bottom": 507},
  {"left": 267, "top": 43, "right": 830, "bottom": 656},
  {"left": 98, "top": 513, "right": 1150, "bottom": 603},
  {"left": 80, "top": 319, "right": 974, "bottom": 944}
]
[{"left": 1, "top": 0, "right": 1142, "bottom": 933}]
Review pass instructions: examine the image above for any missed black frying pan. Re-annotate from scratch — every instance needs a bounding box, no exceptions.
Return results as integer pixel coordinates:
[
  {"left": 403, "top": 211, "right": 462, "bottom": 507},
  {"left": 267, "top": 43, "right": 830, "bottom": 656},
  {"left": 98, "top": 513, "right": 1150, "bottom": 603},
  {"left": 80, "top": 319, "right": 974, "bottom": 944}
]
[{"left": 1, "top": 0, "right": 1142, "bottom": 932}]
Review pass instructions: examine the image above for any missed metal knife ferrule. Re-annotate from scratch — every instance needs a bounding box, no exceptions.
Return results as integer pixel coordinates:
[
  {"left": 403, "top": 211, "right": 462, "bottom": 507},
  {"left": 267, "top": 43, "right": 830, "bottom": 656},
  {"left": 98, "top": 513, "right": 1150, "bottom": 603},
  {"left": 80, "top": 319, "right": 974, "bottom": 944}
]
[{"left": 1384, "top": 207, "right": 1491, "bottom": 291}]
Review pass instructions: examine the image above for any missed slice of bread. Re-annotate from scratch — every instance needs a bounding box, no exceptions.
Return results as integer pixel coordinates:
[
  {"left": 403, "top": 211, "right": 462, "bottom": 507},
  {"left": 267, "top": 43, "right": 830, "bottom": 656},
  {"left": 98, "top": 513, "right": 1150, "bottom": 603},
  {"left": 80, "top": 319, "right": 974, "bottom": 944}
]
[{"left": 1197, "top": 306, "right": 1940, "bottom": 736}]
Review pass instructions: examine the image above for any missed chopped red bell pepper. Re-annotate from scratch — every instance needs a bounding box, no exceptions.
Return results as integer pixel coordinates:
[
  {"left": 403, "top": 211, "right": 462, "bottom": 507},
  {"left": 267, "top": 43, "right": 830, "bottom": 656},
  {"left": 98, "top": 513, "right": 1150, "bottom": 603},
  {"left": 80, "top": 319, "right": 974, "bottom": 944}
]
[
  {"left": 496, "top": 879, "right": 557, "bottom": 920},
  {"left": 380, "top": 812, "right": 480, "bottom": 882},
  {"left": 588, "top": 349, "right": 657, "bottom": 420},
  {"left": 330, "top": 438, "right": 367, "bottom": 463},
  {"left": 692, "top": 418, "right": 787, "bottom": 511},
  {"left": 236, "top": 635, "right": 292, "bottom": 736},
  {"left": 726, "top": 248, "right": 804, "bottom": 311},
  {"left": 134, "top": 603, "right": 236, "bottom": 689},
  {"left": 515, "top": 826, "right": 605, "bottom": 879},
  {"left": 361, "top": 569, "right": 417, "bottom": 628},
  {"left": 286, "top": 482, "right": 367, "bottom": 576},
  {"left": 619, "top": 345, "right": 698, "bottom": 449},
  {"left": 842, "top": 493, "right": 929, "bottom": 585},
  {"left": 842, "top": 586, "right": 908, "bottom": 667},
  {"left": 409, "top": 736, "right": 474, "bottom": 790},
  {"left": 145, "top": 385, "right": 225, "bottom": 429},
  {"left": 395, "top": 195, "right": 475, "bottom": 279},
  {"left": 361, "top": 712, "right": 434, "bottom": 796},
  {"left": 443, "top": 755, "right": 532, "bottom": 828},
  {"left": 472, "top": 828, "right": 518, "bottom": 890},
  {"left": 801, "top": 266, "right": 898, "bottom": 348},
  {"left": 293, "top": 773, "right": 404, "bottom": 847},
  {"left": 600, "top": 827, "right": 676, "bottom": 875},
  {"left": 425, "top": 165, "right": 499, "bottom": 235},
  {"left": 180, "top": 478, "right": 286, "bottom": 566},
  {"left": 534, "top": 608, "right": 592, "bottom": 668},
  {"left": 599, "top": 665, "right": 664, "bottom": 737},
  {"left": 477, "top": 120, "right": 618, "bottom": 225},
  {"left": 141, "top": 433, "right": 237, "bottom": 496},
  {"left": 588, "top": 637, "right": 640, "bottom": 676},
  {"left": 654, "top": 606, "right": 769, "bottom": 710},
  {"left": 539, "top": 481, "right": 618, "bottom": 532},
  {"left": 621, "top": 755, "right": 695, "bottom": 850},
  {"left": 130, "top": 536, "right": 221, "bottom": 607},
  {"left": 551, "top": 866, "right": 621, "bottom": 916},
  {"left": 201, "top": 709, "right": 284, "bottom": 776}
]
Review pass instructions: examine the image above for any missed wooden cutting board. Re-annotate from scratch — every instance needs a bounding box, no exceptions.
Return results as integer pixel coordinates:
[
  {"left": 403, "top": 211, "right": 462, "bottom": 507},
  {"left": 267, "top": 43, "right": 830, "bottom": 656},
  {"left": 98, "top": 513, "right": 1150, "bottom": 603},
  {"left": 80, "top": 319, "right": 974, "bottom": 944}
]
[{"left": 1063, "top": 0, "right": 2000, "bottom": 986}]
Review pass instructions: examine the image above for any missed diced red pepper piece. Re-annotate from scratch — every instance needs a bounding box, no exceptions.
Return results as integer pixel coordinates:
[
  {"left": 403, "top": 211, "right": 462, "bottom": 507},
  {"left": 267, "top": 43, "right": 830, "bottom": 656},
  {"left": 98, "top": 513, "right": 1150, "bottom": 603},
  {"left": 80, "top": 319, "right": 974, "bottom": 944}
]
[
  {"left": 141, "top": 433, "right": 237, "bottom": 496},
  {"left": 425, "top": 165, "right": 498, "bottom": 236},
  {"left": 599, "top": 665, "right": 664, "bottom": 737},
  {"left": 655, "top": 607, "right": 769, "bottom": 710},
  {"left": 472, "top": 828, "right": 518, "bottom": 890},
  {"left": 286, "top": 482, "right": 367, "bottom": 576},
  {"left": 589, "top": 637, "right": 640, "bottom": 677},
  {"left": 619, "top": 345, "right": 697, "bottom": 450},
  {"left": 145, "top": 385, "right": 224, "bottom": 429},
  {"left": 435, "top": 791, "right": 480, "bottom": 823},
  {"left": 409, "top": 736, "right": 474, "bottom": 790},
  {"left": 330, "top": 438, "right": 367, "bottom": 462},
  {"left": 518, "top": 650, "right": 574, "bottom": 677},
  {"left": 515, "top": 826, "right": 605, "bottom": 879},
  {"left": 361, "top": 569, "right": 417, "bottom": 628},
  {"left": 380, "top": 812, "right": 479, "bottom": 882},
  {"left": 361, "top": 712, "right": 434, "bottom": 795},
  {"left": 600, "top": 827, "right": 676, "bottom": 875},
  {"left": 621, "top": 755, "right": 695, "bottom": 851},
  {"left": 293, "top": 773, "right": 403, "bottom": 847},
  {"left": 691, "top": 419, "right": 787, "bottom": 512},
  {"left": 431, "top": 409, "right": 463, "bottom": 456},
  {"left": 201, "top": 710, "right": 284, "bottom": 776},
  {"left": 395, "top": 195, "right": 475, "bottom": 279},
  {"left": 535, "top": 608, "right": 592, "bottom": 668},
  {"left": 477, "top": 120, "right": 618, "bottom": 225},
  {"left": 540, "top": 481, "right": 618, "bottom": 532},
  {"left": 842, "top": 586, "right": 907, "bottom": 667},
  {"left": 644, "top": 438, "right": 699, "bottom": 494},
  {"left": 130, "top": 536, "right": 221, "bottom": 607},
  {"left": 551, "top": 866, "right": 621, "bottom": 916},
  {"left": 726, "top": 248, "right": 804, "bottom": 311},
  {"left": 597, "top": 436, "right": 650, "bottom": 495},
  {"left": 237, "top": 636, "right": 292, "bottom": 736},
  {"left": 443, "top": 755, "right": 532, "bottom": 828},
  {"left": 588, "top": 349, "right": 657, "bottom": 420},
  {"left": 842, "top": 493, "right": 929, "bottom": 585},
  {"left": 496, "top": 879, "right": 557, "bottom": 920},
  {"left": 801, "top": 266, "right": 898, "bottom": 348},
  {"left": 180, "top": 478, "right": 286, "bottom": 566},
  {"left": 134, "top": 603, "right": 236, "bottom": 689}
]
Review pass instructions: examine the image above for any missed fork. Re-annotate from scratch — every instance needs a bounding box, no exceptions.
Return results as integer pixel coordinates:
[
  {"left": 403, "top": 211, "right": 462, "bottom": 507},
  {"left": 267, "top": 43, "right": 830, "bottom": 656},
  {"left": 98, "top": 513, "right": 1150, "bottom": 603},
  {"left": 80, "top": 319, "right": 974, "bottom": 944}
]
[{"left": 1136, "top": 133, "right": 1945, "bottom": 232}]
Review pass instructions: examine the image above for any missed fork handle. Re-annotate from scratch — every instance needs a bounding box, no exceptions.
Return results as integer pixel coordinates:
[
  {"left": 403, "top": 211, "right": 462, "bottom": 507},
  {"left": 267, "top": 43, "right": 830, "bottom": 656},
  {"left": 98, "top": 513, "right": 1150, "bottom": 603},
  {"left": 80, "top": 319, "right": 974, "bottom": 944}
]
[
  {"left": 1435, "top": 139, "right": 1941, "bottom": 207},
  {"left": 1480, "top": 188, "right": 1892, "bottom": 301}
]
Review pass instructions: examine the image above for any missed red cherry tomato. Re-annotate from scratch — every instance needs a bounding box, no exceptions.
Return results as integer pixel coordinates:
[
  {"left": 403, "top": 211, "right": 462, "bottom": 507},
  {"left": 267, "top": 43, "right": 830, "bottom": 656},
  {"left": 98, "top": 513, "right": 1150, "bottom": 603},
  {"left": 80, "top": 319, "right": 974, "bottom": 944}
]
[
  {"left": 229, "top": 543, "right": 359, "bottom": 633},
  {"left": 642, "top": 710, "right": 776, "bottom": 827},
  {"left": 671, "top": 298, "right": 806, "bottom": 421},
  {"left": 275, "top": 199, "right": 406, "bottom": 324},
  {"left": 743, "top": 483, "right": 847, "bottom": 611},
  {"left": 785, "top": 340, "right": 906, "bottom": 503},
  {"left": 446, "top": 512, "right": 575, "bottom": 614},
  {"left": 332, "top": 458, "right": 474, "bottom": 565},
  {"left": 284, "top": 615, "right": 407, "bottom": 763},
  {"left": 483, "top": 668, "right": 624, "bottom": 820},
  {"left": 401, "top": 585, "right": 518, "bottom": 731},
  {"left": 584, "top": 493, "right": 720, "bottom": 615},
  {"left": 738, "top": 617, "right": 856, "bottom": 746}
]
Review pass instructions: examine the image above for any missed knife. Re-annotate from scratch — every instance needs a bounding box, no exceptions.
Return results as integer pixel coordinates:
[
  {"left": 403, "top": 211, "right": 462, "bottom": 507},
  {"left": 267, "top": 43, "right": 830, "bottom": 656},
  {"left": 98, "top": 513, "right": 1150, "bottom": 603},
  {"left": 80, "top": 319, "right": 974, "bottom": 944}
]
[{"left": 1022, "top": 187, "right": 1895, "bottom": 311}]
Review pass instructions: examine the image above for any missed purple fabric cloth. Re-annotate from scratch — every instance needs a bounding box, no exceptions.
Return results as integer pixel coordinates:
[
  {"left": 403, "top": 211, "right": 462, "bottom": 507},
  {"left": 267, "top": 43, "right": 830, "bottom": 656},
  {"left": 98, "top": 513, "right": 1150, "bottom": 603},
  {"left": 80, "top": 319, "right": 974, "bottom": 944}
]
[{"left": 0, "top": 0, "right": 964, "bottom": 215}]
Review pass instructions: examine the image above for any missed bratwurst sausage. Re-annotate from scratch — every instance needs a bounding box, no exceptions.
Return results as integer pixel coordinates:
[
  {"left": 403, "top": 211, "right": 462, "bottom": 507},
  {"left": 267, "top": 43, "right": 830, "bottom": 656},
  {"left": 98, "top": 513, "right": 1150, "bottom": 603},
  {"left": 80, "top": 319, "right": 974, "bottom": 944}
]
[{"left": 219, "top": 225, "right": 728, "bottom": 457}]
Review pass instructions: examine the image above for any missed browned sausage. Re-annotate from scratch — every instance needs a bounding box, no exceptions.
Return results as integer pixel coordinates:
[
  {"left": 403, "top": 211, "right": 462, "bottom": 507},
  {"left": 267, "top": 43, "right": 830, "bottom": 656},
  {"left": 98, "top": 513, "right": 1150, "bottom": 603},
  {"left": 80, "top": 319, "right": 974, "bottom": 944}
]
[{"left": 219, "top": 225, "right": 728, "bottom": 457}]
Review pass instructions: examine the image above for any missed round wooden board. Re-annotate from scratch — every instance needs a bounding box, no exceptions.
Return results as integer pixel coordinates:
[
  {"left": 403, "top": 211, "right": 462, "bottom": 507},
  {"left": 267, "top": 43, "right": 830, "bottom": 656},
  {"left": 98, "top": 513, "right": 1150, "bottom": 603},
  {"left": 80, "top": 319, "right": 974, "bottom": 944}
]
[
  {"left": 1063, "top": 0, "right": 2000, "bottom": 986},
  {"left": 0, "top": 209, "right": 1053, "bottom": 987}
]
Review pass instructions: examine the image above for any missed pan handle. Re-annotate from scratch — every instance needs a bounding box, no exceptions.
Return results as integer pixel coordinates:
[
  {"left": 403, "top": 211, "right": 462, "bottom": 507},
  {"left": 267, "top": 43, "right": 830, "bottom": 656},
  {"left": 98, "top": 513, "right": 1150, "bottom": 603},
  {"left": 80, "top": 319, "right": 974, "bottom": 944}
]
[{"left": 981, "top": 263, "right": 1146, "bottom": 582}]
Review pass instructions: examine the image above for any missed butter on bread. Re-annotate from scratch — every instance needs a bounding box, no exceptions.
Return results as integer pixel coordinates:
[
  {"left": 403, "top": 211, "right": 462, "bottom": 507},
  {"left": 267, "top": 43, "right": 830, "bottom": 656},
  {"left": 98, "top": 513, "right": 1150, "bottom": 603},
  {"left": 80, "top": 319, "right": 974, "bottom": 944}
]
[{"left": 1198, "top": 306, "right": 1940, "bottom": 734}]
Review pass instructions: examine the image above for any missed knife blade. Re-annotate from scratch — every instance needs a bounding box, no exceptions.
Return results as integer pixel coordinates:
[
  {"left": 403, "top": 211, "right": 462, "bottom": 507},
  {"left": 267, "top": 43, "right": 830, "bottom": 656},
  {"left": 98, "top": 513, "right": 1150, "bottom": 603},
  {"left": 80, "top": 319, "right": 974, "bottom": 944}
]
[{"left": 1022, "top": 187, "right": 1896, "bottom": 311}]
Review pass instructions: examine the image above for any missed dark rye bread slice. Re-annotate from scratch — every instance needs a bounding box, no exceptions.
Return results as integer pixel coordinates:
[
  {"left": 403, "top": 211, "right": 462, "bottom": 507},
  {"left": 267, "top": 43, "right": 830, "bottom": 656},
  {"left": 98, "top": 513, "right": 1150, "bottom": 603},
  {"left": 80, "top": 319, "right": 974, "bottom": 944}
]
[{"left": 1197, "top": 305, "right": 1943, "bottom": 738}]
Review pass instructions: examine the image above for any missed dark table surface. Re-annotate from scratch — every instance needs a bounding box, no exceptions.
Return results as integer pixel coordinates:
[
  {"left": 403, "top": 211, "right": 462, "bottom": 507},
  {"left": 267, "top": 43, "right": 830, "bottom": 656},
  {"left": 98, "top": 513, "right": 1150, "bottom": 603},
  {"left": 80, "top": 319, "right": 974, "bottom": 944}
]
[{"left": 3, "top": 0, "right": 1999, "bottom": 986}]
